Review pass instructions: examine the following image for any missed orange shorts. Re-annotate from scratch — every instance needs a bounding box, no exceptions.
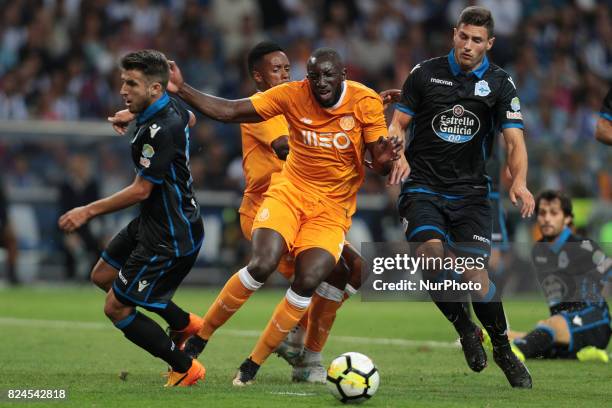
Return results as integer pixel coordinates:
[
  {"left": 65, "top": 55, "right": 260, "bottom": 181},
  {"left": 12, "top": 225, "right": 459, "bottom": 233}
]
[
  {"left": 252, "top": 173, "right": 351, "bottom": 262},
  {"left": 240, "top": 196, "right": 295, "bottom": 280}
]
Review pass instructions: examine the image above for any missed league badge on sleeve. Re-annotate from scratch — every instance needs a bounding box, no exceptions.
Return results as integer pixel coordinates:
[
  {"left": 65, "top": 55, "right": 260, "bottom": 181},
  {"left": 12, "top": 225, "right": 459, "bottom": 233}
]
[
  {"left": 474, "top": 80, "right": 491, "bottom": 97},
  {"left": 139, "top": 143, "right": 155, "bottom": 168}
]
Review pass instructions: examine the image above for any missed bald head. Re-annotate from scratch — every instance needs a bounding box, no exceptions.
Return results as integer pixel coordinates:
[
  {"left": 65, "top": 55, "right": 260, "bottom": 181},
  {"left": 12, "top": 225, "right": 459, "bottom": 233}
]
[
  {"left": 308, "top": 47, "right": 344, "bottom": 69},
  {"left": 306, "top": 47, "right": 346, "bottom": 107}
]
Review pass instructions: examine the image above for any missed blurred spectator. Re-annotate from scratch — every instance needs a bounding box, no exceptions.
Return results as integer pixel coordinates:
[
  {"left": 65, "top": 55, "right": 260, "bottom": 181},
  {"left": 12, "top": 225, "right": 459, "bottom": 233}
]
[
  {"left": 58, "top": 153, "right": 102, "bottom": 280},
  {"left": 0, "top": 176, "right": 18, "bottom": 285},
  {"left": 0, "top": 69, "right": 28, "bottom": 119},
  {"left": 0, "top": 0, "right": 608, "bottom": 203}
]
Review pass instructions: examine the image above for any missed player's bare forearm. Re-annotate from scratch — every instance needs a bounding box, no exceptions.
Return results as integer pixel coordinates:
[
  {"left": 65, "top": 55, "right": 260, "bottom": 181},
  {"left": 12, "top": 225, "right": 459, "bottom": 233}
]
[
  {"left": 503, "top": 127, "right": 534, "bottom": 217},
  {"left": 389, "top": 110, "right": 412, "bottom": 148},
  {"left": 87, "top": 176, "right": 153, "bottom": 217},
  {"left": 595, "top": 118, "right": 612, "bottom": 145},
  {"left": 58, "top": 176, "right": 152, "bottom": 232},
  {"left": 177, "top": 83, "right": 263, "bottom": 123},
  {"left": 503, "top": 129, "right": 528, "bottom": 186}
]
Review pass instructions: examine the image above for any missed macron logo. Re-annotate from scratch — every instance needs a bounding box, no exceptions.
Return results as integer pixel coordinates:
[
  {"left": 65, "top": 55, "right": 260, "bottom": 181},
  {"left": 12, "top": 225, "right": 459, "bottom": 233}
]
[
  {"left": 431, "top": 78, "right": 453, "bottom": 86},
  {"left": 300, "top": 117, "right": 313, "bottom": 125},
  {"left": 149, "top": 123, "right": 161, "bottom": 138}
]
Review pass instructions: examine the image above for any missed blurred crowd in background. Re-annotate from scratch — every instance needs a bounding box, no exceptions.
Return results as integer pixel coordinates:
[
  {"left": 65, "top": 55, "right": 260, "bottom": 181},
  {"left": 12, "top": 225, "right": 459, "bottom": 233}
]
[{"left": 0, "top": 0, "right": 610, "bottom": 283}]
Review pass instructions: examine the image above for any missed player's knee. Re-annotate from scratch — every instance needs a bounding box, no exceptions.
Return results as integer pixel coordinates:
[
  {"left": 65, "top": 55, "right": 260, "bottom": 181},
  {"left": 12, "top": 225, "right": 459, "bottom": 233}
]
[
  {"left": 104, "top": 291, "right": 127, "bottom": 321},
  {"left": 417, "top": 242, "right": 444, "bottom": 262},
  {"left": 324, "top": 258, "right": 350, "bottom": 290},
  {"left": 292, "top": 275, "right": 321, "bottom": 297},
  {"left": 247, "top": 255, "right": 278, "bottom": 282}
]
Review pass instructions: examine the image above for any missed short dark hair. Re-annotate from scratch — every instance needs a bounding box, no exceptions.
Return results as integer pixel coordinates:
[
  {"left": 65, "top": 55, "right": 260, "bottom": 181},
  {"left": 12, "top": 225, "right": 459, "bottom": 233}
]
[
  {"left": 457, "top": 6, "right": 494, "bottom": 38},
  {"left": 310, "top": 47, "right": 343, "bottom": 65},
  {"left": 120, "top": 49, "right": 169, "bottom": 88},
  {"left": 247, "top": 42, "right": 284, "bottom": 77},
  {"left": 535, "top": 190, "right": 574, "bottom": 218}
]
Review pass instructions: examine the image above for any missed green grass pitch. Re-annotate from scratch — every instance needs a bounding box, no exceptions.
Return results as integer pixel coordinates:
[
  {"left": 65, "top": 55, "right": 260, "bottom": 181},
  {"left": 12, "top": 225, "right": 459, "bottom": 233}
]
[{"left": 1, "top": 286, "right": 610, "bottom": 407}]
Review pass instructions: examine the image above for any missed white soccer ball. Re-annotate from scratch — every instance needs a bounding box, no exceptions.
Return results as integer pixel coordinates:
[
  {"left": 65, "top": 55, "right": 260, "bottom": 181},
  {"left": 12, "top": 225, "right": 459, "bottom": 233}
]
[{"left": 326, "top": 352, "right": 380, "bottom": 404}]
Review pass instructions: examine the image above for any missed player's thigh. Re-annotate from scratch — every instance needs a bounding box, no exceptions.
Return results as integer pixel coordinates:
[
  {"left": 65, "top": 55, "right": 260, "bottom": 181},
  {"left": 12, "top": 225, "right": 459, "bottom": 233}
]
[
  {"left": 100, "top": 217, "right": 140, "bottom": 271},
  {"left": 242, "top": 201, "right": 294, "bottom": 279},
  {"left": 294, "top": 204, "right": 348, "bottom": 264},
  {"left": 398, "top": 194, "right": 447, "bottom": 242},
  {"left": 446, "top": 197, "right": 492, "bottom": 263},
  {"left": 252, "top": 186, "right": 302, "bottom": 256},
  {"left": 111, "top": 246, "right": 197, "bottom": 310}
]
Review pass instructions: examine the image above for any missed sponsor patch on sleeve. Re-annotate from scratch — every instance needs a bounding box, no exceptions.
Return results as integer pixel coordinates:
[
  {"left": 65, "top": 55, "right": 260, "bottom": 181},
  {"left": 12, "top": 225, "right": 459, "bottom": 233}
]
[{"left": 506, "top": 111, "right": 523, "bottom": 120}]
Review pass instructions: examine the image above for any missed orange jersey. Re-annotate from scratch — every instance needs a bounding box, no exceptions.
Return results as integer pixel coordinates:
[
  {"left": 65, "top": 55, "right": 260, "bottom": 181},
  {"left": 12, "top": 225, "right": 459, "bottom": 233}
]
[
  {"left": 250, "top": 79, "right": 387, "bottom": 216},
  {"left": 238, "top": 113, "right": 288, "bottom": 217}
]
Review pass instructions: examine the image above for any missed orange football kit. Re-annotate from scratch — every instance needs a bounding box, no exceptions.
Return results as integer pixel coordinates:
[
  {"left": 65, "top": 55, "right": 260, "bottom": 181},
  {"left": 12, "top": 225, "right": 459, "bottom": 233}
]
[{"left": 197, "top": 79, "right": 388, "bottom": 366}]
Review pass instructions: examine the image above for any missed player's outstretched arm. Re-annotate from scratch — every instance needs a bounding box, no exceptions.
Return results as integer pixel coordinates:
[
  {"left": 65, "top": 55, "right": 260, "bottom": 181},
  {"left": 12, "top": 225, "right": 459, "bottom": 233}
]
[
  {"left": 58, "top": 175, "right": 153, "bottom": 232},
  {"left": 168, "top": 61, "right": 263, "bottom": 123},
  {"left": 503, "top": 127, "right": 534, "bottom": 218},
  {"left": 594, "top": 116, "right": 612, "bottom": 145}
]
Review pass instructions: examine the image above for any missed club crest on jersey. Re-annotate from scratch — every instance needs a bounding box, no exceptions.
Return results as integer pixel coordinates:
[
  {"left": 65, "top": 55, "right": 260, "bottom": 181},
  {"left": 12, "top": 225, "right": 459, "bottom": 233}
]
[
  {"left": 256, "top": 207, "right": 270, "bottom": 222},
  {"left": 149, "top": 123, "right": 161, "bottom": 138},
  {"left": 474, "top": 80, "right": 490, "bottom": 97},
  {"left": 339, "top": 115, "right": 355, "bottom": 131},
  {"left": 431, "top": 104, "right": 480, "bottom": 143}
]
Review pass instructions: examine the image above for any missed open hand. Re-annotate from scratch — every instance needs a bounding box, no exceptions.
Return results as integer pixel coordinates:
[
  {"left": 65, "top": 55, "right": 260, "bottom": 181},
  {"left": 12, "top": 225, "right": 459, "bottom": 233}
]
[
  {"left": 387, "top": 153, "right": 410, "bottom": 186},
  {"left": 167, "top": 61, "right": 184, "bottom": 94},
  {"left": 509, "top": 182, "right": 535, "bottom": 218}
]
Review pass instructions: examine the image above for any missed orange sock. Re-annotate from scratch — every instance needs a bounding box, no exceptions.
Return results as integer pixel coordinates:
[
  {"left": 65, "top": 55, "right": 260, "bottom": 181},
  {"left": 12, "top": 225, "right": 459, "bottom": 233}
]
[
  {"left": 198, "top": 267, "right": 262, "bottom": 340},
  {"left": 298, "top": 306, "right": 309, "bottom": 329},
  {"left": 249, "top": 289, "right": 311, "bottom": 365},
  {"left": 304, "top": 293, "right": 345, "bottom": 352}
]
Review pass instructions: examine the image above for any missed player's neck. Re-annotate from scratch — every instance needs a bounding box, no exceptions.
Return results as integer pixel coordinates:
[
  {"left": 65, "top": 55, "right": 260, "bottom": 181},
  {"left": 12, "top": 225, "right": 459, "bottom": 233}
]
[{"left": 458, "top": 56, "right": 485, "bottom": 75}]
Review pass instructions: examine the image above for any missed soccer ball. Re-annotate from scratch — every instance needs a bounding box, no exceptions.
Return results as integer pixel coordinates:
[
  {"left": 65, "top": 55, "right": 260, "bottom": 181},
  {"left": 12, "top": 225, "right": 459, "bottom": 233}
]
[{"left": 326, "top": 352, "right": 379, "bottom": 404}]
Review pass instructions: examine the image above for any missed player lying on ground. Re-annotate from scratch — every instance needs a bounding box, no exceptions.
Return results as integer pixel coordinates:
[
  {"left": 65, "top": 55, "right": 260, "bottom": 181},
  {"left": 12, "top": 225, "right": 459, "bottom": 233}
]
[
  {"left": 168, "top": 46, "right": 401, "bottom": 386},
  {"left": 389, "top": 6, "right": 534, "bottom": 388},
  {"left": 59, "top": 50, "right": 205, "bottom": 387},
  {"left": 486, "top": 190, "right": 611, "bottom": 362}
]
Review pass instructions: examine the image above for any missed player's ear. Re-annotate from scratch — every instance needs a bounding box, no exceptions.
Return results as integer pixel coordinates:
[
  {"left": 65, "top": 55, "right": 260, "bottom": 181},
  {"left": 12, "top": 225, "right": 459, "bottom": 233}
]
[
  {"left": 486, "top": 36, "right": 495, "bottom": 51},
  {"left": 341, "top": 67, "right": 347, "bottom": 80},
  {"left": 252, "top": 70, "right": 263, "bottom": 85},
  {"left": 150, "top": 81, "right": 163, "bottom": 97}
]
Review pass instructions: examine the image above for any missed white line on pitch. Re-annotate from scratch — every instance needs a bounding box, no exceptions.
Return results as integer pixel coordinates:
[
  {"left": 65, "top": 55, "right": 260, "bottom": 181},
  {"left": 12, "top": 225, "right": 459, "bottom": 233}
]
[{"left": 0, "top": 317, "right": 459, "bottom": 349}]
